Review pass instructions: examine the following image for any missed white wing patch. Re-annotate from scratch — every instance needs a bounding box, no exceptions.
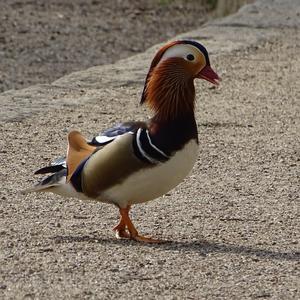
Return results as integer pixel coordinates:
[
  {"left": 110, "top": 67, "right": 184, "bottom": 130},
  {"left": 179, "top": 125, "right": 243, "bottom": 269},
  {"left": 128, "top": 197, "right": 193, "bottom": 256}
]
[
  {"left": 95, "top": 135, "right": 117, "bottom": 144},
  {"left": 94, "top": 131, "right": 134, "bottom": 145}
]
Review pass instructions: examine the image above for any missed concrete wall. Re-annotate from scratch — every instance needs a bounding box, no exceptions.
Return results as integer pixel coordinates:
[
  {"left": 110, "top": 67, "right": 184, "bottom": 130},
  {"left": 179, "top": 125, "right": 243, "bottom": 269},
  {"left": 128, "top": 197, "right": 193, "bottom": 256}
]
[{"left": 215, "top": 0, "right": 254, "bottom": 17}]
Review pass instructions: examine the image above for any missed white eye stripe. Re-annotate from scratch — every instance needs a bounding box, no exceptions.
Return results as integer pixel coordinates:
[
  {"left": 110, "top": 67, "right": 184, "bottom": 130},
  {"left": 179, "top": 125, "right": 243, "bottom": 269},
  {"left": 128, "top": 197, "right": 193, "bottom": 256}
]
[{"left": 161, "top": 44, "right": 200, "bottom": 62}]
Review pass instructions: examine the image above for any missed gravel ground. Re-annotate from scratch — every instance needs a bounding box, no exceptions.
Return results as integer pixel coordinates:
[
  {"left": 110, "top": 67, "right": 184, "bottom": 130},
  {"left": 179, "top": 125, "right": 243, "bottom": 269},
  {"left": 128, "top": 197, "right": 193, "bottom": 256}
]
[
  {"left": 0, "top": 28, "right": 299, "bottom": 299},
  {"left": 0, "top": 0, "right": 211, "bottom": 92},
  {"left": 0, "top": 0, "right": 300, "bottom": 299}
]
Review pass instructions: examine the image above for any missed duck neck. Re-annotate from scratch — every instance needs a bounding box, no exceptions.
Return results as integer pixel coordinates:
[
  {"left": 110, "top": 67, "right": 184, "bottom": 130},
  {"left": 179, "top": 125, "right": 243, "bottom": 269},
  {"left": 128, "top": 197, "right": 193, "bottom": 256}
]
[
  {"left": 150, "top": 79, "right": 196, "bottom": 122},
  {"left": 143, "top": 59, "right": 197, "bottom": 123},
  {"left": 148, "top": 111, "right": 198, "bottom": 154},
  {"left": 142, "top": 64, "right": 198, "bottom": 152}
]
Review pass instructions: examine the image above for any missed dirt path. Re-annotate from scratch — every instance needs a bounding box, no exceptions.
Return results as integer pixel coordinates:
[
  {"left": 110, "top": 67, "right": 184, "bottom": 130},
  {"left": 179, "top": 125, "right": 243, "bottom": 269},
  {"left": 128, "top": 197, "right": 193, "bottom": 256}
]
[
  {"left": 0, "top": 28, "right": 299, "bottom": 299},
  {"left": 0, "top": 0, "right": 299, "bottom": 299}
]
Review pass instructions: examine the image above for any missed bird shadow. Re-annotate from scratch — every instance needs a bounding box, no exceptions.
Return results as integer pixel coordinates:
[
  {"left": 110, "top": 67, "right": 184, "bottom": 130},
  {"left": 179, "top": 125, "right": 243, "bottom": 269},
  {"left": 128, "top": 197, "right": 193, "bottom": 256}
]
[{"left": 51, "top": 235, "right": 299, "bottom": 262}]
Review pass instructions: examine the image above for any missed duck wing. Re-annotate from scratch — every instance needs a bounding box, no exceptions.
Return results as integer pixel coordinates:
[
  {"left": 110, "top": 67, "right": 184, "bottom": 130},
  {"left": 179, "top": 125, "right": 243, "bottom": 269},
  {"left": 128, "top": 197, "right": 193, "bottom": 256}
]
[{"left": 33, "top": 121, "right": 146, "bottom": 175}]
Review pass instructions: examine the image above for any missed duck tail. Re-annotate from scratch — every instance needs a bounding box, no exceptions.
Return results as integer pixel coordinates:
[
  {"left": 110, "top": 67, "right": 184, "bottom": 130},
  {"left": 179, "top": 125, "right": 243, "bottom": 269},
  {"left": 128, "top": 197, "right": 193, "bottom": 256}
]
[{"left": 21, "top": 169, "right": 67, "bottom": 195}]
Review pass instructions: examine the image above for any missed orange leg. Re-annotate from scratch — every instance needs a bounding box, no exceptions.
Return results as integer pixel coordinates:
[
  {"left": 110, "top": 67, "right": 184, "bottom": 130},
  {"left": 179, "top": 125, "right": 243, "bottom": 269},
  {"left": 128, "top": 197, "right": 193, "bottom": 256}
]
[
  {"left": 113, "top": 211, "right": 130, "bottom": 239},
  {"left": 113, "top": 206, "right": 162, "bottom": 243}
]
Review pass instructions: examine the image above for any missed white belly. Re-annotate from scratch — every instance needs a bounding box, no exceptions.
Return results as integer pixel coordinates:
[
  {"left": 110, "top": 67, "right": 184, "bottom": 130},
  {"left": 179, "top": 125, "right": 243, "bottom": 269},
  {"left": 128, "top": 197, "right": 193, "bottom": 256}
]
[{"left": 100, "top": 140, "right": 198, "bottom": 207}]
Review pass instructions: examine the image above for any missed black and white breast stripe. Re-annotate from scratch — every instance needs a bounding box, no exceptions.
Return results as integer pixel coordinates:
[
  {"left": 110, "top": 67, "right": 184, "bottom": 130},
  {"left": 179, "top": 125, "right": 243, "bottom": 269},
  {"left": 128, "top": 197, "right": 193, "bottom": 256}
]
[{"left": 133, "top": 128, "right": 170, "bottom": 164}]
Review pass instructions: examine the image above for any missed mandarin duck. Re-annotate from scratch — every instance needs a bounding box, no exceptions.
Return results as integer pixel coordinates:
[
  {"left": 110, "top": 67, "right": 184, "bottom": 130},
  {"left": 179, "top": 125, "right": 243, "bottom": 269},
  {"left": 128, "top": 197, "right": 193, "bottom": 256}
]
[{"left": 24, "top": 40, "right": 220, "bottom": 243}]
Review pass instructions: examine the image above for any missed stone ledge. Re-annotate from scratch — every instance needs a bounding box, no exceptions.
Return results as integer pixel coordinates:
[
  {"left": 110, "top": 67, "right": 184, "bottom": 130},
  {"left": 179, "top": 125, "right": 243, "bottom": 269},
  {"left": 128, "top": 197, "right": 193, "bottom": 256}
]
[{"left": 0, "top": 0, "right": 299, "bottom": 122}]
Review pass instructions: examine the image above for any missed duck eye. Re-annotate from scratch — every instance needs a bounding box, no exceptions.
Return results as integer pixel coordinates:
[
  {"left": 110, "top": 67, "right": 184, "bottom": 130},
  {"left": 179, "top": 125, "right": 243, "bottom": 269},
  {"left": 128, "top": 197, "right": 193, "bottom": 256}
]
[{"left": 186, "top": 54, "right": 195, "bottom": 61}]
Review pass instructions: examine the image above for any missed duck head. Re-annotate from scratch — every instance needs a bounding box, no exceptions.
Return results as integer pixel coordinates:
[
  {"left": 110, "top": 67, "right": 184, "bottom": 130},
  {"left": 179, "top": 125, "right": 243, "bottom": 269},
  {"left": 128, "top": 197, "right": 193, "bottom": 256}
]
[{"left": 141, "top": 40, "right": 220, "bottom": 121}]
